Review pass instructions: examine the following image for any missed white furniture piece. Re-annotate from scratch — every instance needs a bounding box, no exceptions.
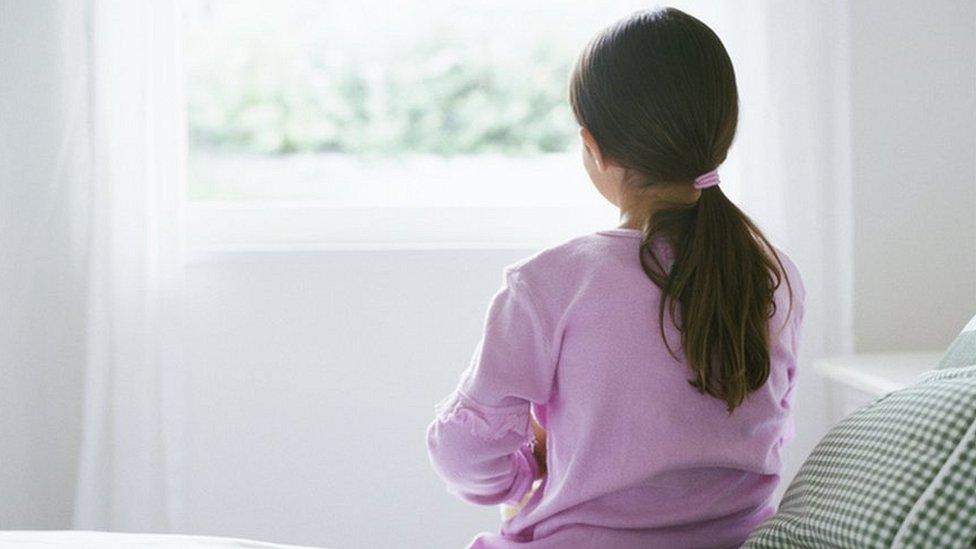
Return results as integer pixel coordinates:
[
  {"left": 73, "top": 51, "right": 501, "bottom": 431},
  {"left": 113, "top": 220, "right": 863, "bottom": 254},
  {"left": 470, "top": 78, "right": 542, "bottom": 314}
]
[{"left": 815, "top": 351, "right": 943, "bottom": 425}]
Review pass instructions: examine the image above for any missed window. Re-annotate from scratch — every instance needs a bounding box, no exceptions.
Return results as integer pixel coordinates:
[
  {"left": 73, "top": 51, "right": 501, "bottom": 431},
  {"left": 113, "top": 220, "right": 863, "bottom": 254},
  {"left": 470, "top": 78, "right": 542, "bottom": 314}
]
[{"left": 181, "top": 1, "right": 649, "bottom": 248}]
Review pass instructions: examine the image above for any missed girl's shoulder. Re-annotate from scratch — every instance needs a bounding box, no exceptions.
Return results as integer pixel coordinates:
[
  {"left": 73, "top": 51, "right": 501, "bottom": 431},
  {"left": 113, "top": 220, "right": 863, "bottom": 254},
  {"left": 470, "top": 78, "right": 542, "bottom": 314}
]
[
  {"left": 499, "top": 230, "right": 640, "bottom": 316},
  {"left": 496, "top": 231, "right": 630, "bottom": 332},
  {"left": 504, "top": 230, "right": 634, "bottom": 281}
]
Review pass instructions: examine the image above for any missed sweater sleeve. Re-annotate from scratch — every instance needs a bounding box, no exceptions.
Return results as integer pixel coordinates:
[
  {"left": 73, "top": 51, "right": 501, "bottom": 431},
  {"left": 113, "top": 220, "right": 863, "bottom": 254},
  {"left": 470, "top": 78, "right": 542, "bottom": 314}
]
[{"left": 426, "top": 267, "right": 556, "bottom": 506}]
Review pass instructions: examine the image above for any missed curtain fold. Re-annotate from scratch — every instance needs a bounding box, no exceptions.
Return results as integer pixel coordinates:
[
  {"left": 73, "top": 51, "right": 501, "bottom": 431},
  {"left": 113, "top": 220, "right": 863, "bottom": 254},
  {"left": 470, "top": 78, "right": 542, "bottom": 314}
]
[{"left": 71, "top": 0, "right": 187, "bottom": 532}]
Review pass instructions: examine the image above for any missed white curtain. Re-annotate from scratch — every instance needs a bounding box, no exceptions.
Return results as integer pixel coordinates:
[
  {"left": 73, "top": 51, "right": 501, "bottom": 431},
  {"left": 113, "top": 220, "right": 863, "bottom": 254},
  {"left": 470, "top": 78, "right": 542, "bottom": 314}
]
[
  {"left": 69, "top": 0, "right": 187, "bottom": 532},
  {"left": 0, "top": 0, "right": 93, "bottom": 527}
]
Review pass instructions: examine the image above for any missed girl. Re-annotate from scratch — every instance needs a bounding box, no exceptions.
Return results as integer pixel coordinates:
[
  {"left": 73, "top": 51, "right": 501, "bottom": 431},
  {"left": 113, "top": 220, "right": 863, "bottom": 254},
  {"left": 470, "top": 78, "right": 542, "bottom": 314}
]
[{"left": 426, "top": 7, "right": 804, "bottom": 548}]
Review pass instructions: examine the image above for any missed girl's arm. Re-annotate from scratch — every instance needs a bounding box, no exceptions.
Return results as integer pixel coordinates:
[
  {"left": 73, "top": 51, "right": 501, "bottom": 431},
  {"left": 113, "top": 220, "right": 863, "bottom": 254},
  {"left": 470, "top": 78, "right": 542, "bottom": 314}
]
[{"left": 426, "top": 268, "right": 555, "bottom": 506}]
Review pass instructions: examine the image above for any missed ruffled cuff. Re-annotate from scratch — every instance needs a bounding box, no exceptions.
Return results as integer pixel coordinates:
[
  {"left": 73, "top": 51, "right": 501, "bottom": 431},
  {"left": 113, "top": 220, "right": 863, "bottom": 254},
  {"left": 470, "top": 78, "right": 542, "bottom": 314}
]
[
  {"left": 433, "top": 390, "right": 531, "bottom": 441},
  {"left": 428, "top": 390, "right": 538, "bottom": 506}
]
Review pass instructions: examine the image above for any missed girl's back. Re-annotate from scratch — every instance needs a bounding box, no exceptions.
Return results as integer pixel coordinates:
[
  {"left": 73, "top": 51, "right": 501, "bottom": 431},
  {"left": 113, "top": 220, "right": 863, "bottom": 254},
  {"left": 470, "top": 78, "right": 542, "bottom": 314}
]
[{"left": 460, "top": 228, "right": 803, "bottom": 547}]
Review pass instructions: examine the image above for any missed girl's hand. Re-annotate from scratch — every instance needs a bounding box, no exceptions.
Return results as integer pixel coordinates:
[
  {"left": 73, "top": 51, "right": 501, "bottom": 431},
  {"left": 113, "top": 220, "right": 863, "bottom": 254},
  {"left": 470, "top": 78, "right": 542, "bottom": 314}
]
[{"left": 531, "top": 418, "right": 547, "bottom": 478}]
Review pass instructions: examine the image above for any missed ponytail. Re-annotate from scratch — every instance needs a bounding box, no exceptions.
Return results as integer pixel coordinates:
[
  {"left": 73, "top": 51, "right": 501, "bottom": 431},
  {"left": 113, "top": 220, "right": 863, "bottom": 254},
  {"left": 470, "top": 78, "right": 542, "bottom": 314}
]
[{"left": 640, "top": 186, "right": 791, "bottom": 413}]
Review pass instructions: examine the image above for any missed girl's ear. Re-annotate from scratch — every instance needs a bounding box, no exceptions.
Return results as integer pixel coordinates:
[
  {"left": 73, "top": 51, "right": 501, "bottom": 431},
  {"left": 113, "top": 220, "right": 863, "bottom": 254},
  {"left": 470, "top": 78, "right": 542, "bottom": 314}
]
[{"left": 579, "top": 127, "right": 607, "bottom": 172}]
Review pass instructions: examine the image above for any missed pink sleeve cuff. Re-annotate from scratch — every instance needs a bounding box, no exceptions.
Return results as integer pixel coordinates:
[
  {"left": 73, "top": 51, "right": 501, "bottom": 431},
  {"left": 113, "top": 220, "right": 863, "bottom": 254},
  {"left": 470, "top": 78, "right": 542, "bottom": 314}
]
[
  {"left": 501, "top": 440, "right": 540, "bottom": 506},
  {"left": 427, "top": 391, "right": 540, "bottom": 506}
]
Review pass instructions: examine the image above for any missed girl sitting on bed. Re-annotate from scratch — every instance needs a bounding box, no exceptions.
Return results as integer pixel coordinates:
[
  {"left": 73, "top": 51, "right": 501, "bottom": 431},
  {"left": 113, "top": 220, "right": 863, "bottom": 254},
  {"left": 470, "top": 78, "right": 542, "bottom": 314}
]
[{"left": 426, "top": 7, "right": 805, "bottom": 548}]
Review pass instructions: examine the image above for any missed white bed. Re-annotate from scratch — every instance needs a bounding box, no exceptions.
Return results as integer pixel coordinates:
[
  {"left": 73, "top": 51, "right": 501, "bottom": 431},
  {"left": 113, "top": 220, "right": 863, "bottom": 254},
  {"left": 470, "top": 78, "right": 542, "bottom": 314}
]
[{"left": 0, "top": 531, "right": 327, "bottom": 549}]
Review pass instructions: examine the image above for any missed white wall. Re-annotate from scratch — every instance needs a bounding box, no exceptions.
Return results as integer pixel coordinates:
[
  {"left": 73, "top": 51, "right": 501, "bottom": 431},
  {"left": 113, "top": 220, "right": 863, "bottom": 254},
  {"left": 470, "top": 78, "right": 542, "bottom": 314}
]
[
  {"left": 850, "top": 0, "right": 976, "bottom": 351},
  {"left": 181, "top": 249, "right": 530, "bottom": 548}
]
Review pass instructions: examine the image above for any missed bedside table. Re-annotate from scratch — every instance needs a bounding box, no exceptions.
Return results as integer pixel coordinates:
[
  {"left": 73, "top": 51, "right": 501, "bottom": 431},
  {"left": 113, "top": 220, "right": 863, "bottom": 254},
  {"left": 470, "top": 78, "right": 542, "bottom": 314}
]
[{"left": 815, "top": 351, "right": 943, "bottom": 425}]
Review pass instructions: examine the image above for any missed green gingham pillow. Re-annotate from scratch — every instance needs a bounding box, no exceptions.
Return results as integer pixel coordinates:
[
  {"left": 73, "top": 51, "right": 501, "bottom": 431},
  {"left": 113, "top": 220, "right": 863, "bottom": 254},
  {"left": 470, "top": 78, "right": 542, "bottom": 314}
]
[
  {"left": 939, "top": 314, "right": 976, "bottom": 370},
  {"left": 744, "top": 364, "right": 976, "bottom": 547}
]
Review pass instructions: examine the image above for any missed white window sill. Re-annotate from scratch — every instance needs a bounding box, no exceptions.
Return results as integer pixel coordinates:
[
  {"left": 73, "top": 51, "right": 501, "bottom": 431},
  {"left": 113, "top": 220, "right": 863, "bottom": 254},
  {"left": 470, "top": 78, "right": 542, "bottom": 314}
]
[{"left": 185, "top": 202, "right": 617, "bottom": 253}]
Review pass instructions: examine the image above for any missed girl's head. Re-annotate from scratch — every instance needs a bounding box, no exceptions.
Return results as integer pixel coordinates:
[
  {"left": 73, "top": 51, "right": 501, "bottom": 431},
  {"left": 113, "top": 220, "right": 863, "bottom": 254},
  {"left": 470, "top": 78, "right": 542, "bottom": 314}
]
[
  {"left": 570, "top": 7, "right": 737, "bottom": 199},
  {"left": 570, "top": 7, "right": 791, "bottom": 413}
]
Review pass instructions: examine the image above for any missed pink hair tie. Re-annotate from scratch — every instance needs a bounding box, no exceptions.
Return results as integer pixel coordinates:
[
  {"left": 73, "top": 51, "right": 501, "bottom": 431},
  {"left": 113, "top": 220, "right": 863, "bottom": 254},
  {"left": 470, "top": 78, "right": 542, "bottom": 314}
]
[{"left": 693, "top": 169, "right": 720, "bottom": 190}]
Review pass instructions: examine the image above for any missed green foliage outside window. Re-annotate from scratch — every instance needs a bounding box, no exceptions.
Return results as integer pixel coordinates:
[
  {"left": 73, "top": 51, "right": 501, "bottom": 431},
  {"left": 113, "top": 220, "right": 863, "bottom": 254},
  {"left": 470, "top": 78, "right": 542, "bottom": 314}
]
[{"left": 184, "top": 2, "right": 580, "bottom": 157}]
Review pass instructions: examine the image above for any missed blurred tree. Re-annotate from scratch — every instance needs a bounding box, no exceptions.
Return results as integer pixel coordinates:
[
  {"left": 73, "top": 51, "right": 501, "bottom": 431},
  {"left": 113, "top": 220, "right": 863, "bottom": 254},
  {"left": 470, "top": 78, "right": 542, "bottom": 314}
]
[{"left": 183, "top": 1, "right": 579, "bottom": 157}]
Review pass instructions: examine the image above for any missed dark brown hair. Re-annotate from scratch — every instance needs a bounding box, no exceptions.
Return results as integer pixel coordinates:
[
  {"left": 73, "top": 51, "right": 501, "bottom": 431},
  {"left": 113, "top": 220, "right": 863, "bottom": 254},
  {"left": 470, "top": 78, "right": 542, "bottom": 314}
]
[{"left": 569, "top": 7, "right": 791, "bottom": 412}]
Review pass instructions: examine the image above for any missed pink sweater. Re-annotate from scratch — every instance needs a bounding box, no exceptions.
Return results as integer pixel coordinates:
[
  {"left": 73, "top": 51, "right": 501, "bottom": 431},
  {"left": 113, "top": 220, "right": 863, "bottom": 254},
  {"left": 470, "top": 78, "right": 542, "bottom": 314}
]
[{"left": 426, "top": 228, "right": 805, "bottom": 548}]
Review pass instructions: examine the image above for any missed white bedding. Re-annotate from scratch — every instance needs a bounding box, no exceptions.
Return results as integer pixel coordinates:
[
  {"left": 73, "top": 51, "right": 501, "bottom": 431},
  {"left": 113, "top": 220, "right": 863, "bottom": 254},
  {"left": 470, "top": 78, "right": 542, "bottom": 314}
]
[{"left": 0, "top": 531, "right": 327, "bottom": 549}]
